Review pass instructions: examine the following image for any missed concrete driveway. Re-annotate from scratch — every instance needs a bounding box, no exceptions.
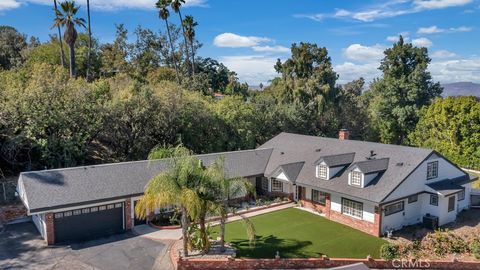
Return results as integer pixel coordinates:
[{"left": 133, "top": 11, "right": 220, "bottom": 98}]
[{"left": 0, "top": 222, "right": 174, "bottom": 270}]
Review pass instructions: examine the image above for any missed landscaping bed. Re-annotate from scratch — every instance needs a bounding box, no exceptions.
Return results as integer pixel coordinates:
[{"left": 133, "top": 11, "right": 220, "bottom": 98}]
[
  {"left": 386, "top": 209, "right": 480, "bottom": 261},
  {"left": 211, "top": 207, "right": 386, "bottom": 259}
]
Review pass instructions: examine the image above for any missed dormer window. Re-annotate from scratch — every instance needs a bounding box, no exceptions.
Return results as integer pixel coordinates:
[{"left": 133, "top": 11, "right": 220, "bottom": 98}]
[
  {"left": 350, "top": 171, "right": 362, "bottom": 186},
  {"left": 317, "top": 165, "right": 328, "bottom": 179},
  {"left": 427, "top": 161, "right": 438, "bottom": 180}
]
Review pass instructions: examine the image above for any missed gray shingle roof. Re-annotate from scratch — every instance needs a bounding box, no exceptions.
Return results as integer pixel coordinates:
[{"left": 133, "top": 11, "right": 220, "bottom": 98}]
[
  {"left": 315, "top": 153, "right": 355, "bottom": 167},
  {"left": 427, "top": 179, "right": 464, "bottom": 196},
  {"left": 259, "top": 132, "right": 434, "bottom": 203},
  {"left": 268, "top": 162, "right": 305, "bottom": 182},
  {"left": 350, "top": 158, "right": 389, "bottom": 174},
  {"left": 19, "top": 148, "right": 273, "bottom": 213}
]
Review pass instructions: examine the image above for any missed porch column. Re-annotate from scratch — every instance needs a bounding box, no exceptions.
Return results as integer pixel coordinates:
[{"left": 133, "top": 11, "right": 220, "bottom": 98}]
[
  {"left": 124, "top": 199, "right": 133, "bottom": 230},
  {"left": 45, "top": 212, "right": 55, "bottom": 245}
]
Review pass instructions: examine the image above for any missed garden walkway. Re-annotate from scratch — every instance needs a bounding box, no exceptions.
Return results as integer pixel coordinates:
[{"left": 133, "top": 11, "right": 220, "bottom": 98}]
[{"left": 208, "top": 202, "right": 295, "bottom": 226}]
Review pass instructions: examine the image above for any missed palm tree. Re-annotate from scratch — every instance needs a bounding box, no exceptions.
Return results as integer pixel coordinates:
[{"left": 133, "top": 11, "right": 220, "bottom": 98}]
[
  {"left": 53, "top": 0, "right": 66, "bottom": 67},
  {"left": 135, "top": 146, "right": 203, "bottom": 257},
  {"left": 170, "top": 0, "right": 192, "bottom": 76},
  {"left": 52, "top": 1, "right": 86, "bottom": 78},
  {"left": 206, "top": 157, "right": 256, "bottom": 252},
  {"left": 182, "top": 15, "right": 197, "bottom": 76},
  {"left": 156, "top": 0, "right": 181, "bottom": 84},
  {"left": 85, "top": 0, "right": 92, "bottom": 82}
]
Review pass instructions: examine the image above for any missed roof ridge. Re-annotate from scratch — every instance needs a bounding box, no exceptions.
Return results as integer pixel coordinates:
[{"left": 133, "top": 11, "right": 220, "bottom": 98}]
[{"left": 20, "top": 148, "right": 274, "bottom": 175}]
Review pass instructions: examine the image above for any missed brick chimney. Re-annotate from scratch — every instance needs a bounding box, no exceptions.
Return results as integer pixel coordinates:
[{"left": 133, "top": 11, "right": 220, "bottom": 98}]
[{"left": 339, "top": 129, "right": 349, "bottom": 140}]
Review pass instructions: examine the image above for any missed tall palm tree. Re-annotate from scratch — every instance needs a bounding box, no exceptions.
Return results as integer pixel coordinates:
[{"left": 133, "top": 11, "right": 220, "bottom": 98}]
[
  {"left": 53, "top": 0, "right": 66, "bottom": 67},
  {"left": 206, "top": 157, "right": 256, "bottom": 252},
  {"left": 182, "top": 15, "right": 197, "bottom": 76},
  {"left": 170, "top": 0, "right": 191, "bottom": 76},
  {"left": 85, "top": 0, "right": 92, "bottom": 82},
  {"left": 135, "top": 146, "right": 203, "bottom": 257},
  {"left": 156, "top": 0, "right": 181, "bottom": 84},
  {"left": 52, "top": 1, "right": 86, "bottom": 78}
]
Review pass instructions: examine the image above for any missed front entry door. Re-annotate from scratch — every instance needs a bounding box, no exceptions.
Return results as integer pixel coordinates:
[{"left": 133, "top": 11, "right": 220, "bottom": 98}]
[{"left": 296, "top": 186, "right": 305, "bottom": 201}]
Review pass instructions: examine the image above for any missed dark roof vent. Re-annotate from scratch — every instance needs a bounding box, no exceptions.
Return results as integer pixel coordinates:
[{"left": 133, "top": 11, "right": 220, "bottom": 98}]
[
  {"left": 280, "top": 152, "right": 285, "bottom": 155},
  {"left": 396, "top": 162, "right": 404, "bottom": 166},
  {"left": 366, "top": 150, "right": 377, "bottom": 160},
  {"left": 315, "top": 148, "right": 322, "bottom": 152}
]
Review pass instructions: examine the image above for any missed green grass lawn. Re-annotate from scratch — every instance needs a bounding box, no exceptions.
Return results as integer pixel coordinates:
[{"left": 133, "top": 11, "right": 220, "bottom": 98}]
[{"left": 211, "top": 208, "right": 386, "bottom": 259}]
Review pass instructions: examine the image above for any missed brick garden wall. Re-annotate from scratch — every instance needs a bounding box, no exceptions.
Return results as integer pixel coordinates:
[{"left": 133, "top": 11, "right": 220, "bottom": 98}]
[{"left": 177, "top": 257, "right": 480, "bottom": 270}]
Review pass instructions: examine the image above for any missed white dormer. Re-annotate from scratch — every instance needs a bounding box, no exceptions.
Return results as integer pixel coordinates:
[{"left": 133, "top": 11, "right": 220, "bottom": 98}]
[
  {"left": 314, "top": 153, "right": 355, "bottom": 180},
  {"left": 347, "top": 158, "right": 389, "bottom": 188}
]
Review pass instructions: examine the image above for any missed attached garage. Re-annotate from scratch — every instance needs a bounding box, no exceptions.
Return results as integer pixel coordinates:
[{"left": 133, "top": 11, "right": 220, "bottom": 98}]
[{"left": 53, "top": 202, "right": 125, "bottom": 243}]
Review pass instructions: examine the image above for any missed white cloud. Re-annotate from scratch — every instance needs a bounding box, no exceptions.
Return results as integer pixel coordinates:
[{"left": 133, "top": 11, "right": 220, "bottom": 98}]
[
  {"left": 417, "top": 25, "right": 473, "bottom": 34},
  {"left": 252, "top": 45, "right": 290, "bottom": 53},
  {"left": 0, "top": 0, "right": 21, "bottom": 11},
  {"left": 343, "top": 44, "right": 385, "bottom": 62},
  {"left": 11, "top": 0, "right": 206, "bottom": 11},
  {"left": 386, "top": 31, "right": 410, "bottom": 42},
  {"left": 335, "top": 62, "right": 381, "bottom": 84},
  {"left": 219, "top": 55, "right": 280, "bottom": 85},
  {"left": 413, "top": 0, "right": 473, "bottom": 9},
  {"left": 431, "top": 50, "right": 457, "bottom": 58},
  {"left": 418, "top": 26, "right": 444, "bottom": 34},
  {"left": 213, "top": 33, "right": 270, "bottom": 48},
  {"left": 412, "top": 37, "right": 433, "bottom": 47},
  {"left": 429, "top": 57, "right": 480, "bottom": 83},
  {"left": 299, "top": 0, "right": 474, "bottom": 22}
]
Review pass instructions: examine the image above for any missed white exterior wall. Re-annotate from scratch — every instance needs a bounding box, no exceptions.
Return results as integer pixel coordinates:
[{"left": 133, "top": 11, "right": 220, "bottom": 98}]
[
  {"left": 381, "top": 196, "right": 423, "bottom": 233},
  {"left": 330, "top": 193, "right": 376, "bottom": 223},
  {"left": 32, "top": 213, "right": 46, "bottom": 239},
  {"left": 385, "top": 155, "right": 465, "bottom": 202},
  {"left": 458, "top": 183, "right": 471, "bottom": 211}
]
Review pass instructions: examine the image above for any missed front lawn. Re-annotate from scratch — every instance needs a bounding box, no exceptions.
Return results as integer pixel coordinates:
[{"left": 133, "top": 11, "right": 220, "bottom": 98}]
[{"left": 211, "top": 208, "right": 386, "bottom": 259}]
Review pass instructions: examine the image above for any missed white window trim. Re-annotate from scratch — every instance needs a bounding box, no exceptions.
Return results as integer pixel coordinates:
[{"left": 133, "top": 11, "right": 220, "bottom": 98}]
[
  {"left": 458, "top": 190, "right": 465, "bottom": 201},
  {"left": 316, "top": 165, "right": 329, "bottom": 179},
  {"left": 349, "top": 171, "right": 363, "bottom": 187},
  {"left": 341, "top": 198, "right": 363, "bottom": 219},
  {"left": 384, "top": 201, "right": 404, "bottom": 216},
  {"left": 271, "top": 179, "right": 283, "bottom": 192},
  {"left": 427, "top": 161, "right": 439, "bottom": 180}
]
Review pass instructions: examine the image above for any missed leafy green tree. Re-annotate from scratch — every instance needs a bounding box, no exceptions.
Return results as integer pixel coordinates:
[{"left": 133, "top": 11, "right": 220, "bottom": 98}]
[
  {"left": 0, "top": 26, "right": 27, "bottom": 70},
  {"left": 409, "top": 96, "right": 480, "bottom": 169},
  {"left": 99, "top": 24, "right": 130, "bottom": 76},
  {"left": 130, "top": 26, "right": 163, "bottom": 80},
  {"left": 156, "top": 0, "right": 181, "bottom": 84},
  {"left": 52, "top": 1, "right": 86, "bottom": 78},
  {"left": 135, "top": 145, "right": 204, "bottom": 257},
  {"left": 85, "top": 0, "right": 93, "bottom": 81},
  {"left": 195, "top": 57, "right": 230, "bottom": 92},
  {"left": 338, "top": 78, "right": 369, "bottom": 139},
  {"left": 368, "top": 36, "right": 442, "bottom": 144}
]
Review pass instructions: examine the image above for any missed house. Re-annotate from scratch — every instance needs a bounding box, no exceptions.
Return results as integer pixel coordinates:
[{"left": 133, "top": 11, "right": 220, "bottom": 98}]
[{"left": 17, "top": 131, "right": 477, "bottom": 245}]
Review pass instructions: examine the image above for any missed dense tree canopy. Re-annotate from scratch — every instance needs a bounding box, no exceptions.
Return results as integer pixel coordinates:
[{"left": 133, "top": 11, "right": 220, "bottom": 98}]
[
  {"left": 368, "top": 36, "right": 443, "bottom": 144},
  {"left": 409, "top": 96, "right": 480, "bottom": 169}
]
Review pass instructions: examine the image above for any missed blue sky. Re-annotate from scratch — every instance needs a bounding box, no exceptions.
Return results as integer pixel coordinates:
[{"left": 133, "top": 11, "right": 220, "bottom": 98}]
[{"left": 1, "top": 0, "right": 479, "bottom": 85}]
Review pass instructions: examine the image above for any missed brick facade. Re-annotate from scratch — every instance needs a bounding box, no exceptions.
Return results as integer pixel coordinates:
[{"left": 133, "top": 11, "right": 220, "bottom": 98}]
[
  {"left": 177, "top": 257, "right": 480, "bottom": 270},
  {"left": 300, "top": 196, "right": 331, "bottom": 218},
  {"left": 45, "top": 212, "right": 55, "bottom": 245},
  {"left": 124, "top": 199, "right": 132, "bottom": 230},
  {"left": 300, "top": 195, "right": 381, "bottom": 237}
]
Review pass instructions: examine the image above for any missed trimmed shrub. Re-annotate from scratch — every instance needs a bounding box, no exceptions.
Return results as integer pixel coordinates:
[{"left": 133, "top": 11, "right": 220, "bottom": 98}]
[
  {"left": 380, "top": 243, "right": 399, "bottom": 260},
  {"left": 472, "top": 239, "right": 480, "bottom": 260}
]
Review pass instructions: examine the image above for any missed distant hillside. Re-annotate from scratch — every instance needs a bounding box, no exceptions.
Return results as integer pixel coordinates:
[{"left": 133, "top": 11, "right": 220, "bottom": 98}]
[{"left": 442, "top": 82, "right": 480, "bottom": 97}]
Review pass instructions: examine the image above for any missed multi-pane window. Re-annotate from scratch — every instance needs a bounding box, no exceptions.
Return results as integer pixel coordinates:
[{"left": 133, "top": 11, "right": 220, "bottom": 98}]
[
  {"left": 311, "top": 189, "right": 329, "bottom": 205},
  {"left": 342, "top": 198, "right": 363, "bottom": 219},
  {"left": 448, "top": 196, "right": 455, "bottom": 212},
  {"left": 350, "top": 171, "right": 362, "bottom": 186},
  {"left": 408, "top": 194, "right": 418, "bottom": 204},
  {"left": 430, "top": 194, "right": 438, "bottom": 206},
  {"left": 427, "top": 161, "right": 438, "bottom": 180},
  {"left": 317, "top": 165, "right": 328, "bottom": 179},
  {"left": 271, "top": 179, "right": 283, "bottom": 192},
  {"left": 384, "top": 201, "right": 404, "bottom": 216},
  {"left": 458, "top": 190, "right": 465, "bottom": 201},
  {"left": 261, "top": 177, "right": 269, "bottom": 191}
]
